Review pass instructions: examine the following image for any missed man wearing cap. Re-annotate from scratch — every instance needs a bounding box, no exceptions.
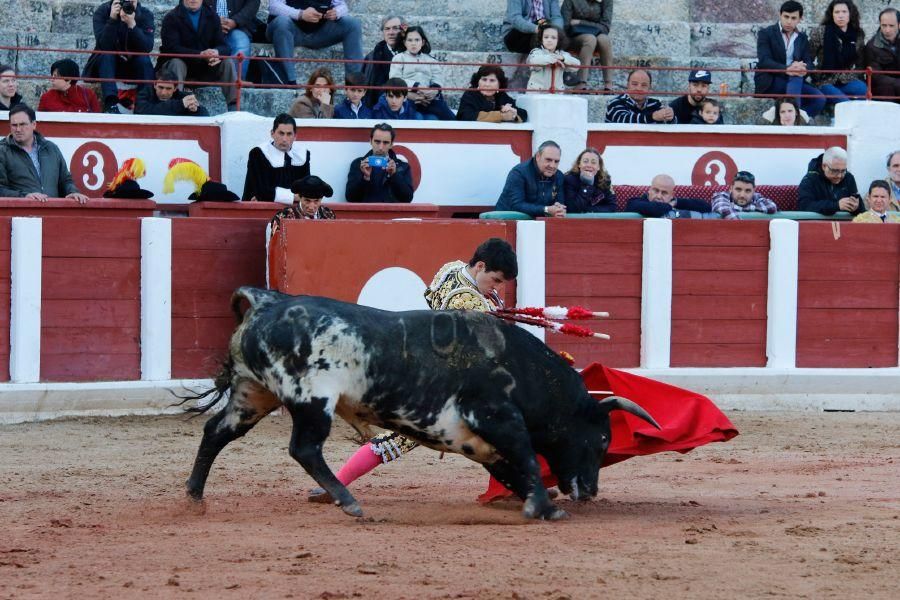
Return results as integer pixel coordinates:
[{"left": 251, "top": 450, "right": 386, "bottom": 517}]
[
  {"left": 270, "top": 175, "right": 335, "bottom": 234},
  {"left": 711, "top": 171, "right": 778, "bottom": 219},
  {"left": 669, "top": 69, "right": 723, "bottom": 125},
  {"left": 243, "top": 113, "right": 311, "bottom": 202}
]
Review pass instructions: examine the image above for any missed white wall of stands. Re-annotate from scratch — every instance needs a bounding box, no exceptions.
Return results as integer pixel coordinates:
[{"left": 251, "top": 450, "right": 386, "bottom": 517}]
[{"left": 1, "top": 100, "right": 898, "bottom": 423}]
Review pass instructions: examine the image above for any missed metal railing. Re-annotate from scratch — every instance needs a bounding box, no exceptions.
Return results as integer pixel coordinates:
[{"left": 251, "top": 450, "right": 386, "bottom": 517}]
[{"left": 2, "top": 45, "right": 898, "bottom": 112}]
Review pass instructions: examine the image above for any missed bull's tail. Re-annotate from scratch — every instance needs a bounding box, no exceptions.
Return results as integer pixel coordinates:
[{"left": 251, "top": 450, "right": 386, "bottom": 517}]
[{"left": 171, "top": 355, "right": 236, "bottom": 416}]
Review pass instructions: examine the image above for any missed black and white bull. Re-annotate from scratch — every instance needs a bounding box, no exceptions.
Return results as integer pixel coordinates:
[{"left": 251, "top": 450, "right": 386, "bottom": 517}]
[{"left": 183, "top": 287, "right": 659, "bottom": 520}]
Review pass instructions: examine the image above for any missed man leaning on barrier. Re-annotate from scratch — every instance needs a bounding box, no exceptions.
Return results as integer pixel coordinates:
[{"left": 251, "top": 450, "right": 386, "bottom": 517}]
[
  {"left": 864, "top": 8, "right": 900, "bottom": 103},
  {"left": 87, "top": 0, "right": 156, "bottom": 114},
  {"left": 798, "top": 146, "right": 864, "bottom": 216},
  {"left": 495, "top": 140, "right": 567, "bottom": 217},
  {"left": 0, "top": 105, "right": 89, "bottom": 204}
]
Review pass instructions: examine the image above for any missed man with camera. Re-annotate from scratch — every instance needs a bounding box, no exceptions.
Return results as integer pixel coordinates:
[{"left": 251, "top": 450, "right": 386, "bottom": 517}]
[
  {"left": 266, "top": 0, "right": 363, "bottom": 86},
  {"left": 159, "top": 0, "right": 238, "bottom": 109},
  {"left": 345, "top": 123, "right": 413, "bottom": 203},
  {"left": 88, "top": 0, "right": 155, "bottom": 113}
]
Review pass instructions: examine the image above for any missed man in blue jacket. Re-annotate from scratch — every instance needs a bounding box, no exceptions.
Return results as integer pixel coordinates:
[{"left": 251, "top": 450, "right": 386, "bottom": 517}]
[
  {"left": 88, "top": 0, "right": 156, "bottom": 113},
  {"left": 754, "top": 1, "right": 826, "bottom": 117},
  {"left": 495, "top": 141, "right": 567, "bottom": 217}
]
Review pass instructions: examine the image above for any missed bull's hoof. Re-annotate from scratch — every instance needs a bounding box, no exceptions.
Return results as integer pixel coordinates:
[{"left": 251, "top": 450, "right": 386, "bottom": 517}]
[
  {"left": 341, "top": 502, "right": 363, "bottom": 517},
  {"left": 307, "top": 487, "right": 334, "bottom": 504},
  {"left": 523, "top": 497, "right": 569, "bottom": 521},
  {"left": 185, "top": 487, "right": 204, "bottom": 502}
]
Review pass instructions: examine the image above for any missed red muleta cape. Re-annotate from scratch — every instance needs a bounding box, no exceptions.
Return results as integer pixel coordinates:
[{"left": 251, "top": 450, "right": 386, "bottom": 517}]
[{"left": 478, "top": 363, "right": 739, "bottom": 503}]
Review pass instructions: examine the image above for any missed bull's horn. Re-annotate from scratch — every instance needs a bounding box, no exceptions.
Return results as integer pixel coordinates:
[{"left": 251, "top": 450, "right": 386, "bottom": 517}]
[{"left": 595, "top": 396, "right": 661, "bottom": 430}]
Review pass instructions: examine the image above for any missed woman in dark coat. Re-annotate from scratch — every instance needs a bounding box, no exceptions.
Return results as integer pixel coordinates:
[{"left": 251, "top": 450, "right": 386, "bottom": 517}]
[
  {"left": 808, "top": 0, "right": 867, "bottom": 104},
  {"left": 455, "top": 65, "right": 527, "bottom": 123},
  {"left": 563, "top": 147, "right": 616, "bottom": 213}
]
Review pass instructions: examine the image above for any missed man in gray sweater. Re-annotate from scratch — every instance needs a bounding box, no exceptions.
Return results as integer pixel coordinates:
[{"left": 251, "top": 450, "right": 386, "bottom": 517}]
[{"left": 0, "top": 104, "right": 88, "bottom": 202}]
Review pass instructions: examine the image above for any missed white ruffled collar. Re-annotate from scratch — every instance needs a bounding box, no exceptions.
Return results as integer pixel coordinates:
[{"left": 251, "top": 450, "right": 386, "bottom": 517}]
[{"left": 257, "top": 141, "right": 308, "bottom": 168}]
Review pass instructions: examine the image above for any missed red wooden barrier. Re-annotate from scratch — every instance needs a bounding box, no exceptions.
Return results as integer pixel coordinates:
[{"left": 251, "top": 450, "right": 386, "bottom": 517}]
[
  {"left": 0, "top": 198, "right": 156, "bottom": 218},
  {"left": 171, "top": 219, "right": 268, "bottom": 379},
  {"left": 40, "top": 218, "right": 141, "bottom": 381},
  {"left": 0, "top": 219, "right": 10, "bottom": 381},
  {"left": 544, "top": 220, "right": 643, "bottom": 368},
  {"left": 670, "top": 221, "right": 769, "bottom": 367},
  {"left": 188, "top": 201, "right": 441, "bottom": 220},
  {"left": 796, "top": 223, "right": 900, "bottom": 367},
  {"left": 269, "top": 220, "right": 515, "bottom": 305}
]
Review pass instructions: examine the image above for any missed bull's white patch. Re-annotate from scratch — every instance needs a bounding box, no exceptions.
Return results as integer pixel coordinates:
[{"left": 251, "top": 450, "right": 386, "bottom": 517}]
[{"left": 391, "top": 397, "right": 497, "bottom": 463}]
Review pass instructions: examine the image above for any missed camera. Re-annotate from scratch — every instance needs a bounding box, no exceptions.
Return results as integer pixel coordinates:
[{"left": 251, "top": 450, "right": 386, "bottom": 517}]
[
  {"left": 314, "top": 2, "right": 331, "bottom": 13},
  {"left": 367, "top": 155, "right": 389, "bottom": 169},
  {"left": 121, "top": 0, "right": 135, "bottom": 15}
]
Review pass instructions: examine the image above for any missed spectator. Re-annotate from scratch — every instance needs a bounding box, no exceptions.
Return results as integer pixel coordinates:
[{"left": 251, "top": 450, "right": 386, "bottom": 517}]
[
  {"left": 495, "top": 140, "right": 567, "bottom": 217},
  {"left": 852, "top": 180, "right": 900, "bottom": 222},
  {"left": 135, "top": 67, "right": 210, "bottom": 116},
  {"left": 0, "top": 65, "right": 22, "bottom": 111},
  {"left": 502, "top": 0, "right": 563, "bottom": 54},
  {"left": 798, "top": 146, "right": 864, "bottom": 215},
  {"left": 864, "top": 8, "right": 900, "bottom": 102},
  {"left": 761, "top": 98, "right": 810, "bottom": 125},
  {"left": 289, "top": 67, "right": 335, "bottom": 119},
  {"left": 561, "top": 0, "right": 614, "bottom": 93},
  {"left": 333, "top": 71, "right": 373, "bottom": 119},
  {"left": 242, "top": 113, "right": 311, "bottom": 202},
  {"left": 363, "top": 16, "right": 405, "bottom": 108},
  {"left": 371, "top": 78, "right": 421, "bottom": 120},
  {"left": 266, "top": 0, "right": 363, "bottom": 86},
  {"left": 755, "top": 1, "right": 826, "bottom": 118},
  {"left": 388, "top": 26, "right": 455, "bottom": 120},
  {"left": 605, "top": 69, "right": 676, "bottom": 123},
  {"left": 669, "top": 69, "right": 722, "bottom": 124},
  {"left": 159, "top": 0, "right": 238, "bottom": 110},
  {"left": 711, "top": 171, "right": 778, "bottom": 219},
  {"left": 563, "top": 147, "right": 615, "bottom": 213},
  {"left": 526, "top": 23, "right": 580, "bottom": 92},
  {"left": 884, "top": 149, "right": 900, "bottom": 207},
  {"left": 456, "top": 65, "right": 527, "bottom": 123},
  {"left": 625, "top": 174, "right": 712, "bottom": 218},
  {"left": 808, "top": 0, "right": 866, "bottom": 106},
  {"left": 38, "top": 60, "right": 101, "bottom": 113},
  {"left": 88, "top": 0, "right": 155, "bottom": 114},
  {"left": 691, "top": 98, "right": 722, "bottom": 124},
  {"left": 270, "top": 175, "right": 336, "bottom": 234},
  {"left": 203, "top": 1, "right": 260, "bottom": 79},
  {"left": 0, "top": 105, "right": 89, "bottom": 203},
  {"left": 346, "top": 123, "right": 413, "bottom": 203}
]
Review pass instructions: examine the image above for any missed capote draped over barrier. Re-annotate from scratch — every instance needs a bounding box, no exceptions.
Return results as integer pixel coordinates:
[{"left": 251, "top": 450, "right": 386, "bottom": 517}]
[{"left": 478, "top": 363, "right": 740, "bottom": 503}]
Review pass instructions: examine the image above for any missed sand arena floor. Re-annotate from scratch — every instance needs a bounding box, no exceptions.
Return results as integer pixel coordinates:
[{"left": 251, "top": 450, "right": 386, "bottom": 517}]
[{"left": 1, "top": 411, "right": 898, "bottom": 599}]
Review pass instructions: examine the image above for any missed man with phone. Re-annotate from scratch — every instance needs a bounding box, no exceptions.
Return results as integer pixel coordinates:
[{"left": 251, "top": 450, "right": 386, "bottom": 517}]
[
  {"left": 88, "top": 0, "right": 156, "bottom": 113},
  {"left": 266, "top": 0, "right": 363, "bottom": 86},
  {"left": 345, "top": 122, "right": 414, "bottom": 203},
  {"left": 798, "top": 146, "right": 864, "bottom": 216}
]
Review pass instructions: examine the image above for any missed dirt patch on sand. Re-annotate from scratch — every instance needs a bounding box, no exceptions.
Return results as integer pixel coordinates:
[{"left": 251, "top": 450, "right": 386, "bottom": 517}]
[{"left": 1, "top": 411, "right": 898, "bottom": 599}]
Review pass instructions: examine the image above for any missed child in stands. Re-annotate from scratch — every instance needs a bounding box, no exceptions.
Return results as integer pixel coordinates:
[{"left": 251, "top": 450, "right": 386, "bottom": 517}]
[
  {"left": 388, "top": 25, "right": 456, "bottom": 120},
  {"left": 691, "top": 98, "right": 723, "bottom": 124},
  {"left": 526, "top": 23, "right": 580, "bottom": 92},
  {"left": 333, "top": 72, "right": 374, "bottom": 119},
  {"left": 38, "top": 59, "right": 100, "bottom": 113},
  {"left": 371, "top": 78, "right": 422, "bottom": 120}
]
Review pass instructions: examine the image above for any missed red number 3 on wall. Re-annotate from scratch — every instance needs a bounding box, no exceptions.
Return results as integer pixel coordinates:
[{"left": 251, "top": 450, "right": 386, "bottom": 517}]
[
  {"left": 691, "top": 151, "right": 737, "bottom": 187},
  {"left": 70, "top": 142, "right": 119, "bottom": 195}
]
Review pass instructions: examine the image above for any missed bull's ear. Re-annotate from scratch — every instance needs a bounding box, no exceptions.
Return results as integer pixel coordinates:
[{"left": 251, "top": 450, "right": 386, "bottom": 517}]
[{"left": 582, "top": 395, "right": 609, "bottom": 424}]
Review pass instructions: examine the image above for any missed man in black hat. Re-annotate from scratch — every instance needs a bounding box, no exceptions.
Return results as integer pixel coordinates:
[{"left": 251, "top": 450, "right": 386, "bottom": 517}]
[
  {"left": 270, "top": 175, "right": 335, "bottom": 234},
  {"left": 668, "top": 69, "right": 723, "bottom": 125}
]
